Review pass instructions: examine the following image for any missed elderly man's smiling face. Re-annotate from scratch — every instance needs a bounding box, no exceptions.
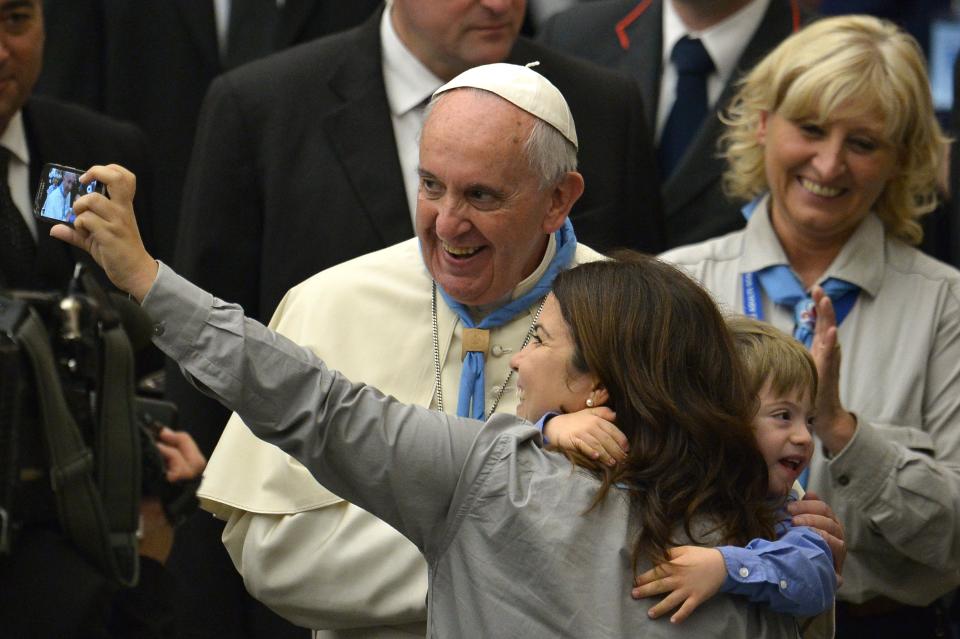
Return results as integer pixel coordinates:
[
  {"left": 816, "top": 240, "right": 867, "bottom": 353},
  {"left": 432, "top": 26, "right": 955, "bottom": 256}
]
[{"left": 416, "top": 89, "right": 581, "bottom": 307}]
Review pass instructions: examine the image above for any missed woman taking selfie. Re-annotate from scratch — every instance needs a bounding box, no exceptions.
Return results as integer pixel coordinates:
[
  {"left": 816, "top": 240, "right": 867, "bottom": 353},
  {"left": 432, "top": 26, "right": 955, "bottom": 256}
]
[
  {"left": 157, "top": 255, "right": 809, "bottom": 637},
  {"left": 663, "top": 15, "right": 960, "bottom": 637},
  {"left": 51, "top": 155, "right": 807, "bottom": 635}
]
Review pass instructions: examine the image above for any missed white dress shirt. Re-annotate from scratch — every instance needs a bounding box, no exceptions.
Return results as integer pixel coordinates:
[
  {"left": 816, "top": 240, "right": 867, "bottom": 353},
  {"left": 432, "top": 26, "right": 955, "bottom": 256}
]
[
  {"left": 380, "top": 5, "right": 444, "bottom": 225},
  {"left": 656, "top": 0, "right": 770, "bottom": 141}
]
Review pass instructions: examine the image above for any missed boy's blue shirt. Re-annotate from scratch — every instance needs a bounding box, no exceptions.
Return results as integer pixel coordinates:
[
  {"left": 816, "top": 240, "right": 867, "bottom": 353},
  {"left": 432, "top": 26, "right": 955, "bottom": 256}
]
[{"left": 717, "top": 492, "right": 836, "bottom": 617}]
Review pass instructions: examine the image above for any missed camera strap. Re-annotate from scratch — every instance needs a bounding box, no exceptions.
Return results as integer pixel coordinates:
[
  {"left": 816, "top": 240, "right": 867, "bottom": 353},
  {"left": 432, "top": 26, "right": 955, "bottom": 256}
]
[
  {"left": 14, "top": 305, "right": 139, "bottom": 586},
  {"left": 78, "top": 268, "right": 141, "bottom": 581},
  {"left": 95, "top": 319, "right": 141, "bottom": 583}
]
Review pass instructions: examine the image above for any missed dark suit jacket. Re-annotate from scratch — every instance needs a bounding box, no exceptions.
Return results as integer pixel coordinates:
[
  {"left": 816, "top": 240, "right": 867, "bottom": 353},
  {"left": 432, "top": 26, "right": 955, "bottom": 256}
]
[
  {"left": 4, "top": 96, "right": 152, "bottom": 293},
  {"left": 540, "top": 0, "right": 805, "bottom": 248},
  {"left": 36, "top": 0, "right": 380, "bottom": 263}
]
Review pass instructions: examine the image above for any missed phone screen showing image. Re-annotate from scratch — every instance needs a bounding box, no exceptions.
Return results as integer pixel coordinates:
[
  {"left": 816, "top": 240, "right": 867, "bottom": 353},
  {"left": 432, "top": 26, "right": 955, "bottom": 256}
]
[{"left": 33, "top": 163, "right": 105, "bottom": 226}]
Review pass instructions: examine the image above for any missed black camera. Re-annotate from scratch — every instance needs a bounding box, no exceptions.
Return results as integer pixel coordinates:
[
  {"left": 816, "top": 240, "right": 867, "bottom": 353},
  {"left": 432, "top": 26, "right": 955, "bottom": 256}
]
[{"left": 0, "top": 265, "right": 191, "bottom": 587}]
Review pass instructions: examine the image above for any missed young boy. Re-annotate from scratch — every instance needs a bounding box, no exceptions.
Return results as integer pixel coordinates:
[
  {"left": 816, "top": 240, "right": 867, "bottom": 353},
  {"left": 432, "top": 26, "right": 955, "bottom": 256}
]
[{"left": 542, "top": 316, "right": 836, "bottom": 626}]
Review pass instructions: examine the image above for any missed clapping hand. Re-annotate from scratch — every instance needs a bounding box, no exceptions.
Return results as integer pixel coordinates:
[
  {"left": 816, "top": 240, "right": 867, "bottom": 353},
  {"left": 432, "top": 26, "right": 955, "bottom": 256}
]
[{"left": 809, "top": 287, "right": 857, "bottom": 455}]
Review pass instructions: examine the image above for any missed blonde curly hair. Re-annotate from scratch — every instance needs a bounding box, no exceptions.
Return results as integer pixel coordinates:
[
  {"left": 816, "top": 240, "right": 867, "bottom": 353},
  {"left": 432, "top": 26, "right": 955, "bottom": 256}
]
[{"left": 721, "top": 15, "right": 947, "bottom": 245}]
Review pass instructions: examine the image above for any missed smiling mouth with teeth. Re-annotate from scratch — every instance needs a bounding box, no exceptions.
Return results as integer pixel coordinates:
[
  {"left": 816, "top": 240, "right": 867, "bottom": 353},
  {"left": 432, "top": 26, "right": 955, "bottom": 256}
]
[
  {"left": 442, "top": 242, "right": 481, "bottom": 258},
  {"left": 779, "top": 457, "right": 804, "bottom": 472},
  {"left": 799, "top": 177, "right": 843, "bottom": 198}
]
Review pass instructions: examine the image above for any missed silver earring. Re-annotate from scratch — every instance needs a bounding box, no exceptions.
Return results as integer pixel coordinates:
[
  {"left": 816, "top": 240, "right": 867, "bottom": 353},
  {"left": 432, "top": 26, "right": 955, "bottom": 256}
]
[{"left": 586, "top": 398, "right": 594, "bottom": 407}]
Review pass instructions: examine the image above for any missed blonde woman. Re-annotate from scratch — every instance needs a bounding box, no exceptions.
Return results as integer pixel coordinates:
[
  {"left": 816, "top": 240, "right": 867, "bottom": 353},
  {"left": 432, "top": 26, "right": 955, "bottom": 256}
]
[{"left": 663, "top": 15, "right": 959, "bottom": 638}]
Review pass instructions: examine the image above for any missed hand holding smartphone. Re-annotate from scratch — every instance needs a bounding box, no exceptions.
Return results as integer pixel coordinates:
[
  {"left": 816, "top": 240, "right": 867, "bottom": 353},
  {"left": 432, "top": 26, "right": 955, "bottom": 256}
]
[{"left": 33, "top": 162, "right": 107, "bottom": 226}]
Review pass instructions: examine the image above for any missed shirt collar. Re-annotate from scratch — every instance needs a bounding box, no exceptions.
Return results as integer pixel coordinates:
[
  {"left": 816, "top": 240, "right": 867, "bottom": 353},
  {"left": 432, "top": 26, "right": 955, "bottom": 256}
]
[
  {"left": 381, "top": 4, "right": 445, "bottom": 117},
  {"left": 740, "top": 194, "right": 885, "bottom": 297},
  {"left": 662, "top": 0, "right": 770, "bottom": 86},
  {"left": 513, "top": 232, "right": 557, "bottom": 301},
  {"left": 1, "top": 110, "right": 30, "bottom": 166}
]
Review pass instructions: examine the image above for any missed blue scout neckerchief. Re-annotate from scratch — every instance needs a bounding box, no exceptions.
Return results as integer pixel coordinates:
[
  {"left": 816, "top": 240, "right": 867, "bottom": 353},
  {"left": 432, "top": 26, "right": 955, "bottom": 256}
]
[
  {"left": 739, "top": 197, "right": 860, "bottom": 348},
  {"left": 437, "top": 219, "right": 578, "bottom": 420}
]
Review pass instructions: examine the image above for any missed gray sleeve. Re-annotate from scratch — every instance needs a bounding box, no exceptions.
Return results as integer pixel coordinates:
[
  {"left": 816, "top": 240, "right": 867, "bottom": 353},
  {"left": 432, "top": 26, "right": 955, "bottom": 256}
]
[{"left": 143, "top": 263, "right": 481, "bottom": 551}]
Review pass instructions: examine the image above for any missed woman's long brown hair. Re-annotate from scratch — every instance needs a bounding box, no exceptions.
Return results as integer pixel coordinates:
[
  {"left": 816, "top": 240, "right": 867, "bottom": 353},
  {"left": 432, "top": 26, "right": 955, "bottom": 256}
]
[{"left": 552, "top": 254, "right": 777, "bottom": 571}]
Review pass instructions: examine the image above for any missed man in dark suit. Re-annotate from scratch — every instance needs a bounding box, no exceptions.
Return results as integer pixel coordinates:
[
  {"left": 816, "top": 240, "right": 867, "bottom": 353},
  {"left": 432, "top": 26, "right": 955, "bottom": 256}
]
[
  {"left": 540, "top": 0, "right": 805, "bottom": 247},
  {"left": 35, "top": 0, "right": 380, "bottom": 263}
]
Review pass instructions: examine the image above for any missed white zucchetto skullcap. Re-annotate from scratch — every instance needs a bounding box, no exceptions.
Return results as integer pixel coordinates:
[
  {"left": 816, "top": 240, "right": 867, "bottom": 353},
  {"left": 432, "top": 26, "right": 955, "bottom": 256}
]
[{"left": 433, "top": 62, "right": 578, "bottom": 150}]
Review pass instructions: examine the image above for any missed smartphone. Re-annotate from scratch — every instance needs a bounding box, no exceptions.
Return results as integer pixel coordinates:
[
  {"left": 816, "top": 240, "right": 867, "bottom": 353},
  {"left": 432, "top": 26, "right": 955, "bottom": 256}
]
[{"left": 33, "top": 162, "right": 106, "bottom": 226}]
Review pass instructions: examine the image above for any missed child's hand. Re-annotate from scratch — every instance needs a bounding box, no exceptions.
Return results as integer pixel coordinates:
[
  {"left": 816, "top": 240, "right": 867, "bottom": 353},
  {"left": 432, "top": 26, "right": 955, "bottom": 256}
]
[
  {"left": 631, "top": 546, "right": 726, "bottom": 623},
  {"left": 544, "top": 407, "right": 626, "bottom": 466}
]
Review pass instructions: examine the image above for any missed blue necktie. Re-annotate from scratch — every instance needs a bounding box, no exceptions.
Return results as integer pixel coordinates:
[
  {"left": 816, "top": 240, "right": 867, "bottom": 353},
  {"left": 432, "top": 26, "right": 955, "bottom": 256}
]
[
  {"left": 753, "top": 266, "right": 860, "bottom": 349},
  {"left": 658, "top": 36, "right": 715, "bottom": 178},
  {"left": 437, "top": 220, "right": 578, "bottom": 420}
]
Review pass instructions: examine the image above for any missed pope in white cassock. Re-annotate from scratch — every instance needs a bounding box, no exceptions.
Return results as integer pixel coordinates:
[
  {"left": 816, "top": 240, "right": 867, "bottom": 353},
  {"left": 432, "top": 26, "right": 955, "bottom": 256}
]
[{"left": 196, "top": 63, "right": 600, "bottom": 637}]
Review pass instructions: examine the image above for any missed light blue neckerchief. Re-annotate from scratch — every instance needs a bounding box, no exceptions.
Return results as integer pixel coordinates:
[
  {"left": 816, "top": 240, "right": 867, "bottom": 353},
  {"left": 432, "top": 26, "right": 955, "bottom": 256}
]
[
  {"left": 437, "top": 219, "right": 578, "bottom": 419},
  {"left": 739, "top": 195, "right": 861, "bottom": 348}
]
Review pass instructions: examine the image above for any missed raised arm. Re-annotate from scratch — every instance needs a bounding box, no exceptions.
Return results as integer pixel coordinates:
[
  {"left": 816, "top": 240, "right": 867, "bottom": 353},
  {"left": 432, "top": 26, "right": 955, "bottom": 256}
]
[{"left": 55, "top": 165, "right": 478, "bottom": 552}]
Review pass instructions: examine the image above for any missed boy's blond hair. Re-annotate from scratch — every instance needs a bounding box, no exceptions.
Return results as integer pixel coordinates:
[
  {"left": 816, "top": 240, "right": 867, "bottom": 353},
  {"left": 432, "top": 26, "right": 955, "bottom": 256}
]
[{"left": 727, "top": 316, "right": 818, "bottom": 405}]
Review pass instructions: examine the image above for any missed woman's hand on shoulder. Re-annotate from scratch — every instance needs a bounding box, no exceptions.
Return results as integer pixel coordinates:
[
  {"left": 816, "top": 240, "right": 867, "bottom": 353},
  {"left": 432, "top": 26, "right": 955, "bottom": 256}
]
[{"left": 543, "top": 407, "right": 626, "bottom": 467}]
